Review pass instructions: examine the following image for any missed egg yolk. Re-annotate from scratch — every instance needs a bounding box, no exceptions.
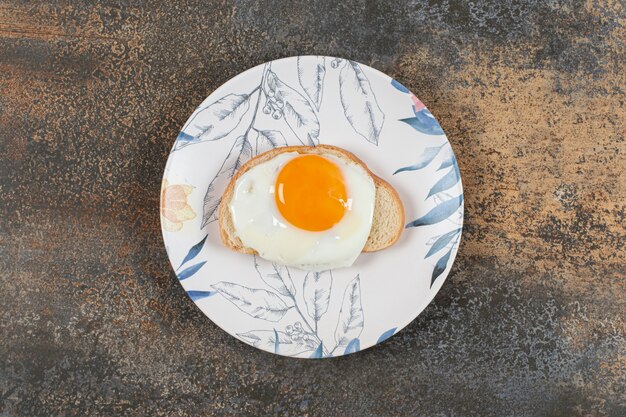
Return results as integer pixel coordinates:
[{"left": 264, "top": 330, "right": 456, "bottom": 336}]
[{"left": 275, "top": 155, "right": 348, "bottom": 231}]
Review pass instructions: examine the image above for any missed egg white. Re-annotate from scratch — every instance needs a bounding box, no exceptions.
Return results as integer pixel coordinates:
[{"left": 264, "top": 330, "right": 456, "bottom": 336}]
[{"left": 229, "top": 152, "right": 376, "bottom": 271}]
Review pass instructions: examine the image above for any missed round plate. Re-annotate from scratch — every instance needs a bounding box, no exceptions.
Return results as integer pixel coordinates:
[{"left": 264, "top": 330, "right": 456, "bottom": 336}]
[{"left": 161, "top": 56, "right": 463, "bottom": 358}]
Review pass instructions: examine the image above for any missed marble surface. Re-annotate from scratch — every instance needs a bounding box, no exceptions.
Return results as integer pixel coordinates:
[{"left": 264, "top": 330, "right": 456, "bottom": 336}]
[{"left": 0, "top": 1, "right": 624, "bottom": 416}]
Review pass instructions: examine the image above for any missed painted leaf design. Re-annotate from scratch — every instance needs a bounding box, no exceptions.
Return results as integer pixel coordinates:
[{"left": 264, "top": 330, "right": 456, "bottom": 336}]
[
  {"left": 303, "top": 270, "right": 332, "bottom": 322},
  {"left": 255, "top": 130, "right": 287, "bottom": 155},
  {"left": 254, "top": 255, "right": 295, "bottom": 297},
  {"left": 186, "top": 290, "right": 215, "bottom": 301},
  {"left": 201, "top": 136, "right": 252, "bottom": 227},
  {"left": 391, "top": 79, "right": 410, "bottom": 93},
  {"left": 266, "top": 71, "right": 320, "bottom": 146},
  {"left": 177, "top": 261, "right": 207, "bottom": 280},
  {"left": 178, "top": 235, "right": 207, "bottom": 268},
  {"left": 400, "top": 108, "right": 444, "bottom": 136},
  {"left": 297, "top": 56, "right": 325, "bottom": 110},
  {"left": 212, "top": 282, "right": 292, "bottom": 322},
  {"left": 427, "top": 164, "right": 461, "bottom": 198},
  {"left": 238, "top": 330, "right": 315, "bottom": 356},
  {"left": 438, "top": 152, "right": 457, "bottom": 171},
  {"left": 377, "top": 327, "right": 397, "bottom": 343},
  {"left": 393, "top": 145, "right": 444, "bottom": 175},
  {"left": 425, "top": 228, "right": 462, "bottom": 258},
  {"left": 406, "top": 194, "right": 464, "bottom": 228},
  {"left": 176, "top": 132, "right": 194, "bottom": 143},
  {"left": 339, "top": 61, "right": 385, "bottom": 145},
  {"left": 274, "top": 329, "right": 280, "bottom": 353},
  {"left": 344, "top": 338, "right": 360, "bottom": 354},
  {"left": 175, "top": 93, "right": 251, "bottom": 150},
  {"left": 310, "top": 342, "right": 324, "bottom": 359},
  {"left": 334, "top": 275, "right": 364, "bottom": 349},
  {"left": 432, "top": 246, "right": 454, "bottom": 287}
]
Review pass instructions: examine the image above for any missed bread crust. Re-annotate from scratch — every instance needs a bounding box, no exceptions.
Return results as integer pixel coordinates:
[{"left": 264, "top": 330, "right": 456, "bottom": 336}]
[{"left": 217, "top": 144, "right": 404, "bottom": 254}]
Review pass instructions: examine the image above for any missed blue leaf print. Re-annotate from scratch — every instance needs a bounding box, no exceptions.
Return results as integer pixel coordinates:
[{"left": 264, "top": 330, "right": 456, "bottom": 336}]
[
  {"left": 176, "top": 132, "right": 195, "bottom": 143},
  {"left": 393, "top": 145, "right": 444, "bottom": 174},
  {"left": 438, "top": 153, "right": 457, "bottom": 171},
  {"left": 391, "top": 79, "right": 410, "bottom": 93},
  {"left": 178, "top": 235, "right": 207, "bottom": 268},
  {"left": 432, "top": 247, "right": 454, "bottom": 287},
  {"left": 254, "top": 256, "right": 295, "bottom": 298},
  {"left": 174, "top": 93, "right": 252, "bottom": 150},
  {"left": 426, "top": 165, "right": 461, "bottom": 198},
  {"left": 344, "top": 338, "right": 360, "bottom": 354},
  {"left": 212, "top": 282, "right": 292, "bottom": 322},
  {"left": 201, "top": 135, "right": 253, "bottom": 227},
  {"left": 406, "top": 194, "right": 464, "bottom": 228},
  {"left": 255, "top": 130, "right": 287, "bottom": 156},
  {"left": 274, "top": 329, "right": 280, "bottom": 354},
  {"left": 377, "top": 327, "right": 397, "bottom": 343},
  {"left": 266, "top": 71, "right": 320, "bottom": 146},
  {"left": 177, "top": 261, "right": 207, "bottom": 280},
  {"left": 303, "top": 270, "right": 332, "bottom": 323},
  {"left": 339, "top": 61, "right": 385, "bottom": 145},
  {"left": 187, "top": 290, "right": 215, "bottom": 301},
  {"left": 400, "top": 109, "right": 445, "bottom": 135},
  {"left": 334, "top": 275, "right": 364, "bottom": 351},
  {"left": 310, "top": 342, "right": 324, "bottom": 358},
  {"left": 425, "top": 228, "right": 462, "bottom": 258},
  {"left": 239, "top": 330, "right": 316, "bottom": 356},
  {"left": 297, "top": 56, "right": 326, "bottom": 110}
]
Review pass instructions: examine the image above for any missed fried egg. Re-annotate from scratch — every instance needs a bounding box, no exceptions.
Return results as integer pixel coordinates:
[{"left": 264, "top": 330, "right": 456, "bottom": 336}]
[{"left": 229, "top": 151, "right": 375, "bottom": 271}]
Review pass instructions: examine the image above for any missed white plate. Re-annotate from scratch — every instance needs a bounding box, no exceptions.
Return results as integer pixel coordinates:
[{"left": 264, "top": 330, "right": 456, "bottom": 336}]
[{"left": 161, "top": 56, "right": 463, "bottom": 358}]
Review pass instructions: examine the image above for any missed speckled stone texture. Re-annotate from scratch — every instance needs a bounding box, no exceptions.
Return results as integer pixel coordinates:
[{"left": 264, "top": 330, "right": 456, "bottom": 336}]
[{"left": 1, "top": 0, "right": 624, "bottom": 416}]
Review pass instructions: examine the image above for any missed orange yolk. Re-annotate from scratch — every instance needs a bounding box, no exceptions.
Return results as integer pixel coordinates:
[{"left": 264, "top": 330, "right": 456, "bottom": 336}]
[{"left": 275, "top": 155, "right": 348, "bottom": 231}]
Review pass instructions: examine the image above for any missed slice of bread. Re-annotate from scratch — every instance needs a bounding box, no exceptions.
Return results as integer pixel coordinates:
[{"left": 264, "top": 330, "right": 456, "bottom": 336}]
[{"left": 218, "top": 144, "right": 404, "bottom": 254}]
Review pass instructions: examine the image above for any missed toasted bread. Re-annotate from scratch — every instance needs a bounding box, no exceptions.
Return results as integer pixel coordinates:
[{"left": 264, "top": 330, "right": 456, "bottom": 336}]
[{"left": 218, "top": 144, "right": 404, "bottom": 254}]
